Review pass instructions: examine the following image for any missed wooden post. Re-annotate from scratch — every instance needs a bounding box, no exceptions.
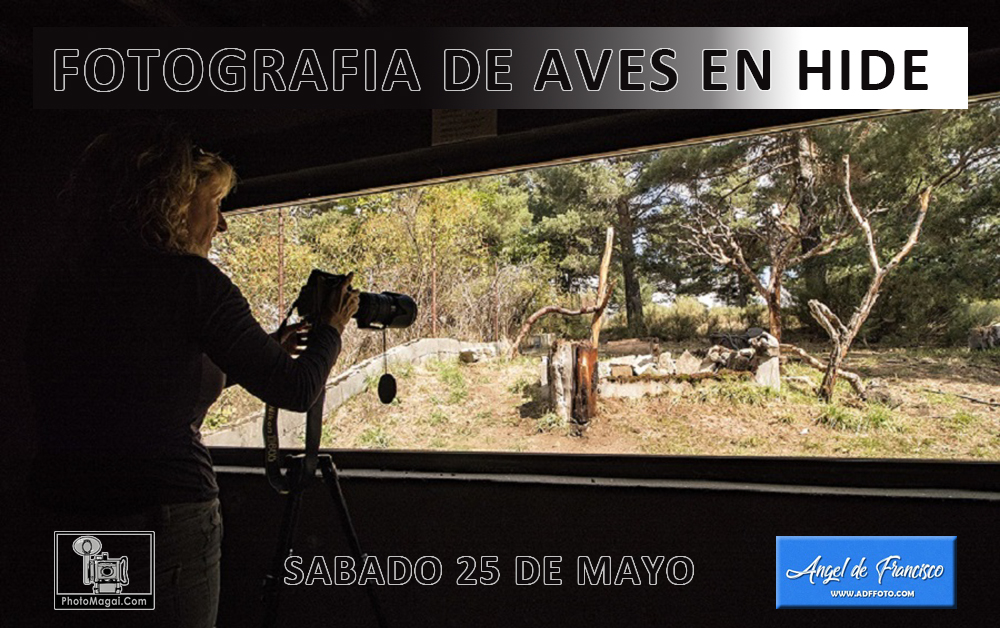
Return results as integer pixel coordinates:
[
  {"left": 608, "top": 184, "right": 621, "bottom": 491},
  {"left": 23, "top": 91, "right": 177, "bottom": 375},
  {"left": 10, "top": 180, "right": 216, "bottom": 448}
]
[
  {"left": 591, "top": 227, "right": 614, "bottom": 347},
  {"left": 542, "top": 227, "right": 614, "bottom": 432},
  {"left": 548, "top": 340, "right": 576, "bottom": 424},
  {"left": 572, "top": 342, "right": 598, "bottom": 431}
]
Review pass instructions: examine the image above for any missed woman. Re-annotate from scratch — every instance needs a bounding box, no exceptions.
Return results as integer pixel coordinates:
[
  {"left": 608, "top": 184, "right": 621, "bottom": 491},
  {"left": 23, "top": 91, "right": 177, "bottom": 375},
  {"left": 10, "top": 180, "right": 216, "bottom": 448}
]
[{"left": 25, "top": 121, "right": 358, "bottom": 627}]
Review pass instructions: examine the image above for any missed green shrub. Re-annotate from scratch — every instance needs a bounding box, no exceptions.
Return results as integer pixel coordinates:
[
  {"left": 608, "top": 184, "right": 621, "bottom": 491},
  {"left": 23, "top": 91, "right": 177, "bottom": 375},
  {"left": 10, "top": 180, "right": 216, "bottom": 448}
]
[
  {"left": 644, "top": 299, "right": 771, "bottom": 341},
  {"left": 644, "top": 297, "right": 708, "bottom": 341},
  {"left": 739, "top": 302, "right": 769, "bottom": 330},
  {"left": 947, "top": 300, "right": 1000, "bottom": 345}
]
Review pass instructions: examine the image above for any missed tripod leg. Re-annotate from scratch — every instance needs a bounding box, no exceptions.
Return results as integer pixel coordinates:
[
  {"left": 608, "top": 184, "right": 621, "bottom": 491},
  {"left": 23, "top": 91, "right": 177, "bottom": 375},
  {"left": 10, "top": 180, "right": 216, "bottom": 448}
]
[
  {"left": 262, "top": 482, "right": 305, "bottom": 628},
  {"left": 319, "top": 456, "right": 389, "bottom": 628}
]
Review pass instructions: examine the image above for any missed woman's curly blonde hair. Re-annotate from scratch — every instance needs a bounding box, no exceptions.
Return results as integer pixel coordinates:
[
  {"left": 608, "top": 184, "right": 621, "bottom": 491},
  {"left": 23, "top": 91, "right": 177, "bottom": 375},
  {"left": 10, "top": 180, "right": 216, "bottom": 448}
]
[{"left": 63, "top": 121, "right": 236, "bottom": 255}]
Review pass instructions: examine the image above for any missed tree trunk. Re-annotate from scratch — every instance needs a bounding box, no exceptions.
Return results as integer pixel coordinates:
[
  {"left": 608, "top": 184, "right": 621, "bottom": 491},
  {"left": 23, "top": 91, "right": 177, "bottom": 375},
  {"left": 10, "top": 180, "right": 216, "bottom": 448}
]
[
  {"left": 766, "top": 284, "right": 783, "bottom": 342},
  {"left": 818, "top": 342, "right": 845, "bottom": 402},
  {"left": 591, "top": 227, "right": 615, "bottom": 347},
  {"left": 796, "top": 131, "right": 827, "bottom": 299},
  {"left": 615, "top": 199, "right": 645, "bottom": 336},
  {"left": 430, "top": 215, "right": 438, "bottom": 337},
  {"left": 493, "top": 259, "right": 501, "bottom": 342}
]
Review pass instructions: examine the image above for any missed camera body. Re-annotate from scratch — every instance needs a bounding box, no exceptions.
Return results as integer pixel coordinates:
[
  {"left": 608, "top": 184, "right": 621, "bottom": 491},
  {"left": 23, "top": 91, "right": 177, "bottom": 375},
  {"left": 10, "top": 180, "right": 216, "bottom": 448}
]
[
  {"left": 294, "top": 269, "right": 417, "bottom": 330},
  {"left": 84, "top": 551, "right": 129, "bottom": 594}
]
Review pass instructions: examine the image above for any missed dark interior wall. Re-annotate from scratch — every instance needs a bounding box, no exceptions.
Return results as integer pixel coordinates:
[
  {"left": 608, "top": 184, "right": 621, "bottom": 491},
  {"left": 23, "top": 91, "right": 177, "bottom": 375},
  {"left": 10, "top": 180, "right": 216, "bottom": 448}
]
[
  {"left": 7, "top": 450, "right": 999, "bottom": 626},
  {"left": 209, "top": 471, "right": 998, "bottom": 627}
]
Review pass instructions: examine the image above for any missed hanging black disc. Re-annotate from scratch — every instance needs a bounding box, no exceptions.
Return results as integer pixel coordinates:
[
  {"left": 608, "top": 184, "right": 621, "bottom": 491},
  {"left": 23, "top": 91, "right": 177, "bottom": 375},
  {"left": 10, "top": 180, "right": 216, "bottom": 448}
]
[{"left": 377, "top": 373, "right": 397, "bottom": 404}]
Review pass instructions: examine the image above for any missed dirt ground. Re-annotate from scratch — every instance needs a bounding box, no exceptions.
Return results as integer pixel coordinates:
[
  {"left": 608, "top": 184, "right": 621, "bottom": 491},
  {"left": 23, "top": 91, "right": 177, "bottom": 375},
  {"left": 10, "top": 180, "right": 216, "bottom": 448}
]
[{"left": 318, "top": 344, "right": 1000, "bottom": 460}]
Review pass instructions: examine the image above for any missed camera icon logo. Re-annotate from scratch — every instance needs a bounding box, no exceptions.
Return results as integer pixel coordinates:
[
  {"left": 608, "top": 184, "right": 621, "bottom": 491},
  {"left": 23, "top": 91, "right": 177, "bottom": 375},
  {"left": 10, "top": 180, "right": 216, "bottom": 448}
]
[{"left": 72, "top": 535, "right": 129, "bottom": 595}]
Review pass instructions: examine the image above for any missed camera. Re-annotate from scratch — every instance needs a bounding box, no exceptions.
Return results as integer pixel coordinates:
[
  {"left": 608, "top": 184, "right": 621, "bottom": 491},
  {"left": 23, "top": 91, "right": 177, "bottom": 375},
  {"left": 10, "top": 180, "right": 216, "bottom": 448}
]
[
  {"left": 84, "top": 552, "right": 129, "bottom": 594},
  {"left": 294, "top": 269, "right": 417, "bottom": 330}
]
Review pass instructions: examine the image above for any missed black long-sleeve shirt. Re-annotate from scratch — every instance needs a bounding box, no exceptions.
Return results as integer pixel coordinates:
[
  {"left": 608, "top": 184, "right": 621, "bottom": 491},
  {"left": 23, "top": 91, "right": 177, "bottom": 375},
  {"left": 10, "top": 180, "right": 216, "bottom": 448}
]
[{"left": 26, "top": 242, "right": 341, "bottom": 512}]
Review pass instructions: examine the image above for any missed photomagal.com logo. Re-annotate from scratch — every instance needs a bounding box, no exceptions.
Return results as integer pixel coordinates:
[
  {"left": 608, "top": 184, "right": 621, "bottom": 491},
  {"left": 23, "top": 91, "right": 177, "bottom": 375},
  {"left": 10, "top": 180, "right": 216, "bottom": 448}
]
[
  {"left": 775, "top": 536, "right": 956, "bottom": 609},
  {"left": 54, "top": 532, "right": 155, "bottom": 610}
]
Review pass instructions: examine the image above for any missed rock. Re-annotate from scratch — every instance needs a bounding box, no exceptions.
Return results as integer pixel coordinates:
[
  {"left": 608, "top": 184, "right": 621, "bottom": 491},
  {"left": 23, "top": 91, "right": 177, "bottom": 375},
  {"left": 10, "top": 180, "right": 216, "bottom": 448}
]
[
  {"left": 539, "top": 356, "right": 550, "bottom": 388},
  {"left": 699, "top": 345, "right": 735, "bottom": 373},
  {"left": 867, "top": 389, "right": 904, "bottom": 409},
  {"left": 969, "top": 324, "right": 1000, "bottom": 350},
  {"left": 598, "top": 379, "right": 668, "bottom": 398},
  {"left": 730, "top": 348, "right": 756, "bottom": 371},
  {"left": 460, "top": 346, "right": 496, "bottom": 362},
  {"left": 667, "top": 381, "right": 694, "bottom": 395},
  {"left": 610, "top": 364, "right": 634, "bottom": 378},
  {"left": 749, "top": 332, "right": 780, "bottom": 358},
  {"left": 634, "top": 354, "right": 655, "bottom": 368},
  {"left": 656, "top": 352, "right": 676, "bottom": 375},
  {"left": 676, "top": 350, "right": 702, "bottom": 375},
  {"left": 459, "top": 349, "right": 480, "bottom": 363},
  {"left": 755, "top": 356, "right": 781, "bottom": 391},
  {"left": 750, "top": 332, "right": 781, "bottom": 391},
  {"left": 607, "top": 355, "right": 637, "bottom": 367},
  {"left": 635, "top": 362, "right": 657, "bottom": 376}
]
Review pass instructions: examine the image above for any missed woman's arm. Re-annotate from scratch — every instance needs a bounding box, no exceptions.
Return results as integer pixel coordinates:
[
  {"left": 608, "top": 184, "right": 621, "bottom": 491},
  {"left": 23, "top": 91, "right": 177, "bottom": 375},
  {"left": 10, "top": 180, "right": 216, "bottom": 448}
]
[
  {"left": 192, "top": 261, "right": 353, "bottom": 412},
  {"left": 223, "top": 322, "right": 310, "bottom": 389}
]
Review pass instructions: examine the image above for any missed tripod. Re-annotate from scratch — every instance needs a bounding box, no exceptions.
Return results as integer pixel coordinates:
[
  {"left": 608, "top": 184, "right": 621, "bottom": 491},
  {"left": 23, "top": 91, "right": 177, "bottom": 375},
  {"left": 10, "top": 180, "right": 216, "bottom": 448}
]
[{"left": 261, "top": 453, "right": 389, "bottom": 628}]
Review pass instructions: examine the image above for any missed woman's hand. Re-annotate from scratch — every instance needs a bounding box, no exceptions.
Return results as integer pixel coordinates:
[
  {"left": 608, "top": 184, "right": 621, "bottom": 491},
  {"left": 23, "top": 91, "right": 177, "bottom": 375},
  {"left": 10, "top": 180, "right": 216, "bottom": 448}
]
[
  {"left": 322, "top": 272, "right": 360, "bottom": 335},
  {"left": 273, "top": 321, "right": 311, "bottom": 357}
]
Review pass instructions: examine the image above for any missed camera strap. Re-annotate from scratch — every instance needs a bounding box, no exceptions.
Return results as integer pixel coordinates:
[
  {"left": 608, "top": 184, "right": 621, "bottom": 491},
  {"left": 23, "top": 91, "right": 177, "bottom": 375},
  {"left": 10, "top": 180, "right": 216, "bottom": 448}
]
[
  {"left": 263, "top": 395, "right": 324, "bottom": 494},
  {"left": 263, "top": 317, "right": 325, "bottom": 494}
]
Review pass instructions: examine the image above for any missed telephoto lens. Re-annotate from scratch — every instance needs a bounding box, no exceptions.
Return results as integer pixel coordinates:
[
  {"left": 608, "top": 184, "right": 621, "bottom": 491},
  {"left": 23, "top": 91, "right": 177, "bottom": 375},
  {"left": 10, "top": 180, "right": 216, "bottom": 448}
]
[
  {"left": 294, "top": 270, "right": 417, "bottom": 330},
  {"left": 355, "top": 291, "right": 417, "bottom": 329}
]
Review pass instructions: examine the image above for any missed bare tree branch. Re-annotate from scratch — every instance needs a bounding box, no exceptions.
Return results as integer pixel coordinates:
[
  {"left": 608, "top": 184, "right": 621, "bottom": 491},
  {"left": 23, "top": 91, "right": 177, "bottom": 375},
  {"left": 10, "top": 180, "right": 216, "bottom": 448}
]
[{"left": 781, "top": 343, "right": 867, "bottom": 398}]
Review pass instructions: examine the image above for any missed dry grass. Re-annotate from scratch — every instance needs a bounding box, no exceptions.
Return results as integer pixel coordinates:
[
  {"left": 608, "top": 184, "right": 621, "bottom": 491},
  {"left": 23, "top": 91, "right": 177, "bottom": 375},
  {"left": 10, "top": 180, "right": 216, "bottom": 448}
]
[{"left": 317, "top": 348, "right": 1000, "bottom": 460}]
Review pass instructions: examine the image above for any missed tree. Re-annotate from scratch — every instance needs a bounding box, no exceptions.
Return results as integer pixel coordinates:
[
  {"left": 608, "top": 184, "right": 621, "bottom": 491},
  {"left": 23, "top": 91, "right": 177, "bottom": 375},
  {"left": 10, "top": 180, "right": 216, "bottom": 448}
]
[
  {"left": 645, "top": 132, "right": 851, "bottom": 341},
  {"left": 528, "top": 157, "right": 665, "bottom": 336},
  {"left": 808, "top": 110, "right": 1000, "bottom": 401},
  {"left": 793, "top": 105, "right": 1000, "bottom": 344}
]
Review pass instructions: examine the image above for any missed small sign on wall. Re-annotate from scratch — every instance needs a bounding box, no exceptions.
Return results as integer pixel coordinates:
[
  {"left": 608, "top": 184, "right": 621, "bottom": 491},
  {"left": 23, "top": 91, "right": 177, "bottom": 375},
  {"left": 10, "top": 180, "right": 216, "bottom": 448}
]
[{"left": 432, "top": 109, "right": 498, "bottom": 146}]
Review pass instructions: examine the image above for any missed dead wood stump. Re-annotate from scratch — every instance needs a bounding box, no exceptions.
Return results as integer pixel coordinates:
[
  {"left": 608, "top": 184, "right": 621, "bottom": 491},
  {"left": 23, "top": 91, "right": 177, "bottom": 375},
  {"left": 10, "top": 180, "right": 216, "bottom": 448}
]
[{"left": 548, "top": 339, "right": 598, "bottom": 434}]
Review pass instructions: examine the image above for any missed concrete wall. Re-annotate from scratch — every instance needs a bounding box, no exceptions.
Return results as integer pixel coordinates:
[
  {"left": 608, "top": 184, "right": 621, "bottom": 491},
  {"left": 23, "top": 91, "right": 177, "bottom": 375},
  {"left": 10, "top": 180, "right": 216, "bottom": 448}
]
[{"left": 203, "top": 338, "right": 505, "bottom": 447}]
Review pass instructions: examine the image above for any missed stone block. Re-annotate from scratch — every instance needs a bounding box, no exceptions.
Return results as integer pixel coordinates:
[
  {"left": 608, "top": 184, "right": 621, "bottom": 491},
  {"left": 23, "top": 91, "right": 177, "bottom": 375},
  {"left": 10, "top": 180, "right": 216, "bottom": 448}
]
[
  {"left": 675, "top": 350, "right": 702, "bottom": 375},
  {"left": 610, "top": 364, "right": 634, "bottom": 378}
]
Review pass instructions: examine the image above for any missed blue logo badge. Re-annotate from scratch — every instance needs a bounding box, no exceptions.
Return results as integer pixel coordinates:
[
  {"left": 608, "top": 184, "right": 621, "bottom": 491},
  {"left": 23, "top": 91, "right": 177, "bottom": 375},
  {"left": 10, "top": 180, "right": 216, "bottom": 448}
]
[{"left": 776, "top": 536, "right": 956, "bottom": 608}]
